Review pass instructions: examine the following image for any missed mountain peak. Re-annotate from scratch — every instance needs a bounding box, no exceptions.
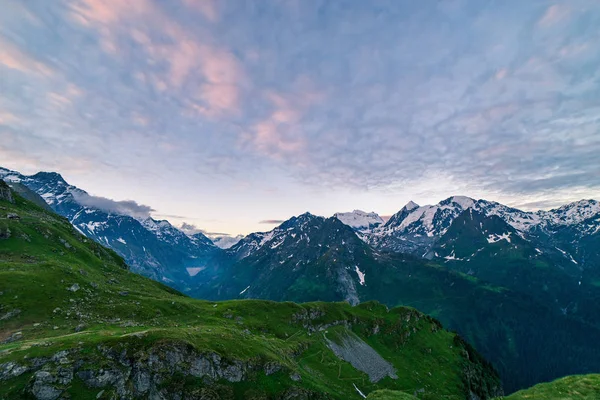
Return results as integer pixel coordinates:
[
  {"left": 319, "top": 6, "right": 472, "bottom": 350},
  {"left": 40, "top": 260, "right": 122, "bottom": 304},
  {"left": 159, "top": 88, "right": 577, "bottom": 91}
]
[
  {"left": 30, "top": 171, "right": 67, "bottom": 184},
  {"left": 334, "top": 209, "right": 384, "bottom": 231},
  {"left": 542, "top": 199, "right": 600, "bottom": 226},
  {"left": 440, "top": 196, "right": 476, "bottom": 209},
  {"left": 404, "top": 200, "right": 419, "bottom": 211}
]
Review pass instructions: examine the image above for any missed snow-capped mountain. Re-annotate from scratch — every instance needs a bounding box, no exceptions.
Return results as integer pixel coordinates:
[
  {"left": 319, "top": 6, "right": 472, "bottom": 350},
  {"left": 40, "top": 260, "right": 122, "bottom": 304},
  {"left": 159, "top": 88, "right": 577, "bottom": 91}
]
[
  {"left": 334, "top": 210, "right": 384, "bottom": 231},
  {"left": 0, "top": 167, "right": 219, "bottom": 286},
  {"left": 192, "top": 212, "right": 376, "bottom": 305},
  {"left": 350, "top": 195, "right": 600, "bottom": 265}
]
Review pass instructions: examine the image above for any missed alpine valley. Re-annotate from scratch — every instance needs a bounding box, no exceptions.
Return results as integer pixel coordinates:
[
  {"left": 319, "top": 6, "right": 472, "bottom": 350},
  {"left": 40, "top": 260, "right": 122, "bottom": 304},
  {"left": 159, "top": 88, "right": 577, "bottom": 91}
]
[{"left": 2, "top": 166, "right": 600, "bottom": 399}]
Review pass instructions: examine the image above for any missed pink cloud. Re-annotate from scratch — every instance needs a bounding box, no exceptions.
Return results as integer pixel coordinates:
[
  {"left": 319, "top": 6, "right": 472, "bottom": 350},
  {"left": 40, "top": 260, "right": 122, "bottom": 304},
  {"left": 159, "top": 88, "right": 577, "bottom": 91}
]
[
  {"left": 538, "top": 4, "right": 570, "bottom": 26},
  {"left": 70, "top": 0, "right": 245, "bottom": 116},
  {"left": 0, "top": 38, "right": 53, "bottom": 76},
  {"left": 245, "top": 88, "right": 324, "bottom": 158},
  {"left": 69, "top": 0, "right": 153, "bottom": 25}
]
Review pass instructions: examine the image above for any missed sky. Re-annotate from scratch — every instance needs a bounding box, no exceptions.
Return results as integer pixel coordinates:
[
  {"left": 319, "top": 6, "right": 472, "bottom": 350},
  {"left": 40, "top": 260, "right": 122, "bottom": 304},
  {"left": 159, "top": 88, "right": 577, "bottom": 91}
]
[{"left": 1, "top": 0, "right": 599, "bottom": 236}]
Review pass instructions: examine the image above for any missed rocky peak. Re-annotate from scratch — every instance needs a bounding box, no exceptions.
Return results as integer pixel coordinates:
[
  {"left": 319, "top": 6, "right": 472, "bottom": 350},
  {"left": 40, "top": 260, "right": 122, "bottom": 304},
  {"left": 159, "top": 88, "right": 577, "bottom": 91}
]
[
  {"left": 30, "top": 171, "right": 67, "bottom": 185},
  {"left": 404, "top": 200, "right": 419, "bottom": 211}
]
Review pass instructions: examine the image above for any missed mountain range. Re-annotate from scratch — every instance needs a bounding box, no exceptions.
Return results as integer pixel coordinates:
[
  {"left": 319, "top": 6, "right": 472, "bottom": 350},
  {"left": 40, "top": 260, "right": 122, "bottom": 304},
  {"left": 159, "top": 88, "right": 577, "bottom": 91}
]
[
  {"left": 1, "top": 182, "right": 506, "bottom": 399},
  {"left": 2, "top": 166, "right": 600, "bottom": 392}
]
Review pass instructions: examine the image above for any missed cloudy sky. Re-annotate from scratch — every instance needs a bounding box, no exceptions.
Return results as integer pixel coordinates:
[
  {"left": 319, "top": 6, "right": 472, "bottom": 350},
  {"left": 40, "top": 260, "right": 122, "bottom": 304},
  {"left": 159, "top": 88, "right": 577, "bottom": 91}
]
[{"left": 1, "top": 0, "right": 599, "bottom": 235}]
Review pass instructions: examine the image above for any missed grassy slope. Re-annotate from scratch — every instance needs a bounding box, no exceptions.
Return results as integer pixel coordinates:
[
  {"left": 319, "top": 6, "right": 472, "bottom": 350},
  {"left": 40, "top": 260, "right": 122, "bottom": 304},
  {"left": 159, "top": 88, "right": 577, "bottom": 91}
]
[
  {"left": 0, "top": 192, "right": 499, "bottom": 399},
  {"left": 502, "top": 375, "right": 600, "bottom": 400}
]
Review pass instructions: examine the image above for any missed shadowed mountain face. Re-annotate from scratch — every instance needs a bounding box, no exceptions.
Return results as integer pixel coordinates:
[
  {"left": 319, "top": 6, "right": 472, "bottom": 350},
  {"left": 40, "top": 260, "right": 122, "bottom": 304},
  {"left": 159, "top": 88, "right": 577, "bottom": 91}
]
[{"left": 3, "top": 166, "right": 600, "bottom": 393}]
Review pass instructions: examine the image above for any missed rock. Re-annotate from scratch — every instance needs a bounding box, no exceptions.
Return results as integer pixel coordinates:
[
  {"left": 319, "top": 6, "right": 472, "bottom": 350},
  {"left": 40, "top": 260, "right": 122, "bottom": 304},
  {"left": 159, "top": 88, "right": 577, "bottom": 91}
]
[
  {"left": 75, "top": 324, "right": 87, "bottom": 332},
  {"left": 0, "top": 361, "right": 28, "bottom": 381},
  {"left": 0, "top": 181, "right": 14, "bottom": 203},
  {"left": 0, "top": 226, "right": 11, "bottom": 240},
  {"left": 190, "top": 355, "right": 217, "bottom": 379},
  {"left": 264, "top": 362, "right": 282, "bottom": 376},
  {"left": 290, "top": 372, "right": 302, "bottom": 382},
  {"left": 30, "top": 371, "right": 62, "bottom": 400},
  {"left": 7, "top": 213, "right": 20, "bottom": 220},
  {"left": 67, "top": 283, "right": 80, "bottom": 292},
  {"left": 2, "top": 331, "right": 23, "bottom": 344},
  {"left": 133, "top": 369, "right": 151, "bottom": 395},
  {"left": 52, "top": 351, "right": 71, "bottom": 365},
  {"left": 119, "top": 291, "right": 129, "bottom": 296},
  {"left": 221, "top": 361, "right": 244, "bottom": 382},
  {"left": 0, "top": 308, "right": 21, "bottom": 321},
  {"left": 90, "top": 282, "right": 99, "bottom": 289}
]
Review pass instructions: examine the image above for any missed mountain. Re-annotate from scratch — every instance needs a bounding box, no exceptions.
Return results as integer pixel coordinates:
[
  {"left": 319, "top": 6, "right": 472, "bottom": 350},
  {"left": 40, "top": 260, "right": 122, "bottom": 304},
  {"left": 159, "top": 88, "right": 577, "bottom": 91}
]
[
  {"left": 428, "top": 209, "right": 600, "bottom": 326},
  {"left": 365, "top": 196, "right": 478, "bottom": 255},
  {"left": 0, "top": 186, "right": 503, "bottom": 399},
  {"left": 193, "top": 213, "right": 376, "bottom": 305},
  {"left": 190, "top": 212, "right": 600, "bottom": 392},
  {"left": 0, "top": 167, "right": 220, "bottom": 289},
  {"left": 356, "top": 196, "right": 599, "bottom": 272},
  {"left": 334, "top": 210, "right": 384, "bottom": 231}
]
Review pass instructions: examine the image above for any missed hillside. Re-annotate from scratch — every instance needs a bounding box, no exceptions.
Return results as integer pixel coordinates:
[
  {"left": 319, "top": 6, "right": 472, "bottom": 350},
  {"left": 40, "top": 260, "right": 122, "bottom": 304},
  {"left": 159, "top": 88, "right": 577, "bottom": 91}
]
[
  {"left": 502, "top": 374, "right": 600, "bottom": 399},
  {"left": 0, "top": 185, "right": 502, "bottom": 399}
]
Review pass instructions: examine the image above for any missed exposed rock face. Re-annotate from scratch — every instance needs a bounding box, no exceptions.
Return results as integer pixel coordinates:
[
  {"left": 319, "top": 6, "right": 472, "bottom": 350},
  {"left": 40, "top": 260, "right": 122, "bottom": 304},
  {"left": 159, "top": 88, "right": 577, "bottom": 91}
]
[
  {"left": 325, "top": 331, "right": 397, "bottom": 383},
  {"left": 0, "top": 180, "right": 14, "bottom": 203},
  {"left": 0, "top": 342, "right": 321, "bottom": 400}
]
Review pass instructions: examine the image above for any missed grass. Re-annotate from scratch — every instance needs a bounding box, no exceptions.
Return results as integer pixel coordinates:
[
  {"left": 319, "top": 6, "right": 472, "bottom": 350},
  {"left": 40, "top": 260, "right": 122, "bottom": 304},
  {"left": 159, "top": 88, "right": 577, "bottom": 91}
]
[{"left": 502, "top": 375, "right": 600, "bottom": 399}]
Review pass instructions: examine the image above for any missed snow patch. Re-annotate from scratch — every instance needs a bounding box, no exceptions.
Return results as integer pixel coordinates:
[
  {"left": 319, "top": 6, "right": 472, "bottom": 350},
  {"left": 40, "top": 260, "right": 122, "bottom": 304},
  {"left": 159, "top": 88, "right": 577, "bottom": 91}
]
[
  {"left": 335, "top": 210, "right": 384, "bottom": 231},
  {"left": 240, "top": 285, "right": 250, "bottom": 295},
  {"left": 487, "top": 233, "right": 511, "bottom": 243},
  {"left": 355, "top": 266, "right": 366, "bottom": 286},
  {"left": 186, "top": 267, "right": 205, "bottom": 277}
]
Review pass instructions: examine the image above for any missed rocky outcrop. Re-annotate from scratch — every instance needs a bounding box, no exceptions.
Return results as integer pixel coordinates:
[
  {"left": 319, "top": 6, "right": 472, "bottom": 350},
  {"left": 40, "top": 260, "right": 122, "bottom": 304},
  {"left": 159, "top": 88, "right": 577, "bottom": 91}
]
[
  {"left": 0, "top": 341, "right": 321, "bottom": 400},
  {"left": 0, "top": 180, "right": 14, "bottom": 203}
]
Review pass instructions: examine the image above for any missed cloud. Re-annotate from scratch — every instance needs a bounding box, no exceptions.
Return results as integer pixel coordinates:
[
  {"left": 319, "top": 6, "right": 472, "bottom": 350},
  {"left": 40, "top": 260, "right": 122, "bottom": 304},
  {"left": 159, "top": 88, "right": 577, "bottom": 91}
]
[
  {"left": 0, "top": 37, "right": 53, "bottom": 76},
  {"left": 538, "top": 4, "right": 570, "bottom": 27},
  {"left": 68, "top": 0, "right": 245, "bottom": 117},
  {"left": 179, "top": 222, "right": 207, "bottom": 235},
  {"left": 259, "top": 219, "right": 285, "bottom": 224},
  {"left": 72, "top": 192, "right": 155, "bottom": 219},
  {"left": 1, "top": 0, "right": 600, "bottom": 229}
]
